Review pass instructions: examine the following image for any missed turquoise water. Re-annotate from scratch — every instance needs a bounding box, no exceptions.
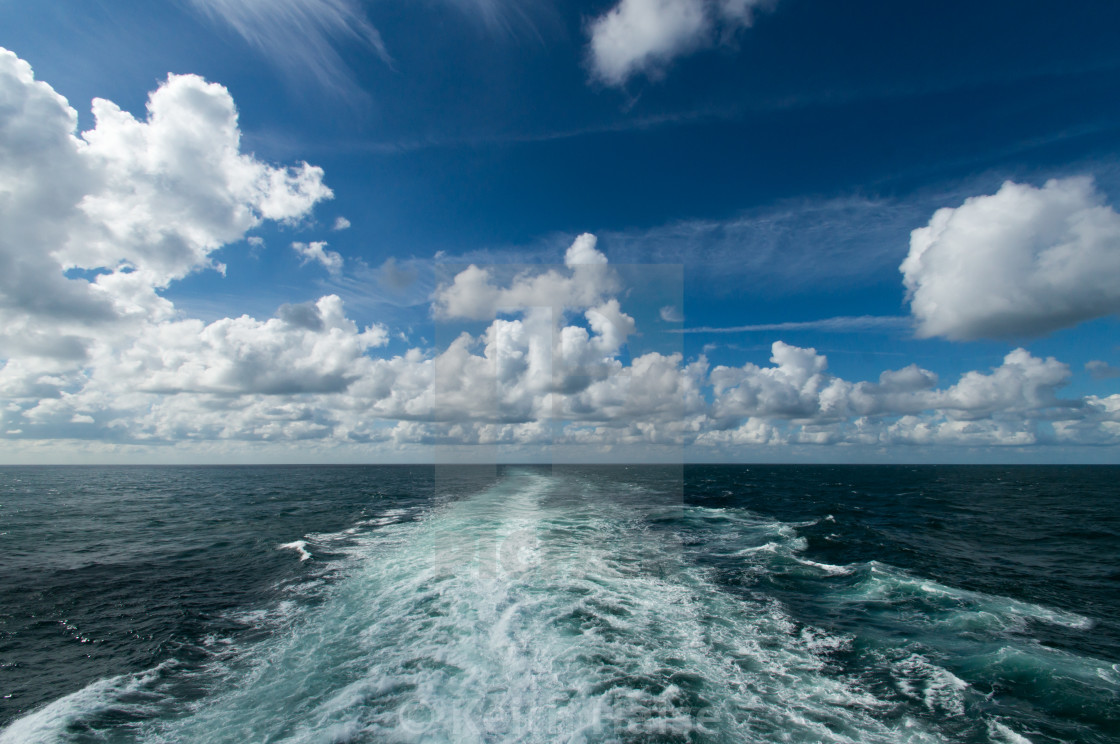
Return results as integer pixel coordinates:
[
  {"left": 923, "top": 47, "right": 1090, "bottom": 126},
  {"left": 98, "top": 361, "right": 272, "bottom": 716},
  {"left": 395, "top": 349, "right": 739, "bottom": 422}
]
[{"left": 1, "top": 465, "right": 1117, "bottom": 742}]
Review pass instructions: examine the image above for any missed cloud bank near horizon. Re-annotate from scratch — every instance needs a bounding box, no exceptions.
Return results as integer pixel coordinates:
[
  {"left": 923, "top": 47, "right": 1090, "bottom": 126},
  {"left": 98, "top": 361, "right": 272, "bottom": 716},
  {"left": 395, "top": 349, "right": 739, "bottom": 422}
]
[{"left": 1, "top": 49, "right": 1118, "bottom": 460}]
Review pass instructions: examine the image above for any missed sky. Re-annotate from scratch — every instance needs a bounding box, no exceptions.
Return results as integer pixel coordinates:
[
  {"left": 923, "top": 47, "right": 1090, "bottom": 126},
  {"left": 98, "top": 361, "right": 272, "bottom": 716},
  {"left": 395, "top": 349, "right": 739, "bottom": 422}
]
[{"left": 1, "top": 0, "right": 1120, "bottom": 463}]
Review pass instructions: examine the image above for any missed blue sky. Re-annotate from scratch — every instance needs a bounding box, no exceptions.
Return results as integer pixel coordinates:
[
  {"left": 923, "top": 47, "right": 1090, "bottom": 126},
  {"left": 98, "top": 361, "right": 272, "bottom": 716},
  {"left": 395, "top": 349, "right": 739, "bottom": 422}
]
[{"left": 2, "top": 0, "right": 1120, "bottom": 462}]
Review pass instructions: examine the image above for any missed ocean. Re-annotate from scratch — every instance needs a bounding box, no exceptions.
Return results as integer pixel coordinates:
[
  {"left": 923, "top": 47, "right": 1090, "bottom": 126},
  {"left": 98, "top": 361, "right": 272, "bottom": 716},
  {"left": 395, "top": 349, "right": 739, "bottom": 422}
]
[{"left": 0, "top": 465, "right": 1117, "bottom": 743}]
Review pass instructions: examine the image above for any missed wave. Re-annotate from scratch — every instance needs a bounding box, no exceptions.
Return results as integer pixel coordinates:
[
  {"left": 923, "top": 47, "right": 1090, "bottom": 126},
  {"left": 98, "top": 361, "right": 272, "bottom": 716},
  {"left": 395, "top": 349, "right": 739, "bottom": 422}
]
[{"left": 0, "top": 661, "right": 178, "bottom": 744}]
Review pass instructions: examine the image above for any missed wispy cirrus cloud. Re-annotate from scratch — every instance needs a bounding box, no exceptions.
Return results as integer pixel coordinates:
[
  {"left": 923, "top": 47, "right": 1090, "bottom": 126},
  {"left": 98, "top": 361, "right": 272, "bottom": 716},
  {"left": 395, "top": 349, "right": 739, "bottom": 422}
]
[
  {"left": 675, "top": 316, "right": 912, "bottom": 334},
  {"left": 359, "top": 194, "right": 923, "bottom": 297},
  {"left": 441, "top": 0, "right": 554, "bottom": 37},
  {"left": 188, "top": 0, "right": 557, "bottom": 99},
  {"left": 596, "top": 195, "right": 922, "bottom": 293},
  {"left": 188, "top": 0, "right": 391, "bottom": 97}
]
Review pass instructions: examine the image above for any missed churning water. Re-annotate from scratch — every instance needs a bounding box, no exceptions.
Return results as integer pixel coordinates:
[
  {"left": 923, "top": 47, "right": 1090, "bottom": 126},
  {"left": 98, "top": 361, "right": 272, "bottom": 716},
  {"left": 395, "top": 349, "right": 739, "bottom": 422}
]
[{"left": 1, "top": 465, "right": 1117, "bottom": 742}]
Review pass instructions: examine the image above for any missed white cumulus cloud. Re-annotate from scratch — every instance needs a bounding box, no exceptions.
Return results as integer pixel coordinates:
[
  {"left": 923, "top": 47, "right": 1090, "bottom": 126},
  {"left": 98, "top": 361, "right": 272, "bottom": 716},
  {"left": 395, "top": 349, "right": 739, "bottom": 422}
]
[
  {"left": 901, "top": 177, "right": 1120, "bottom": 340},
  {"left": 0, "top": 47, "right": 331, "bottom": 338},
  {"left": 293, "top": 240, "right": 344, "bottom": 275},
  {"left": 100, "top": 296, "right": 387, "bottom": 396},
  {"left": 0, "top": 49, "right": 333, "bottom": 410},
  {"left": 587, "top": 0, "right": 772, "bottom": 86},
  {"left": 69, "top": 73, "right": 331, "bottom": 288},
  {"left": 659, "top": 305, "right": 684, "bottom": 322},
  {"left": 433, "top": 233, "right": 617, "bottom": 320}
]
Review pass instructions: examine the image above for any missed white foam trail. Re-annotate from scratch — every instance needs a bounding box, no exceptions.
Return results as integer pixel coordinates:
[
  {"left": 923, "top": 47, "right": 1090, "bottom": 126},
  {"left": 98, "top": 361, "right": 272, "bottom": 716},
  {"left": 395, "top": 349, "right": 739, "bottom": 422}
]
[
  {"left": 278, "top": 540, "right": 312, "bottom": 561},
  {"left": 847, "top": 562, "right": 1093, "bottom": 631},
  {"left": 141, "top": 470, "right": 943, "bottom": 744},
  {"left": 987, "top": 720, "right": 1034, "bottom": 743},
  {"left": 229, "top": 599, "right": 300, "bottom": 629},
  {"left": 0, "top": 661, "right": 175, "bottom": 744},
  {"left": 797, "top": 559, "right": 854, "bottom": 576},
  {"left": 892, "top": 654, "right": 970, "bottom": 717}
]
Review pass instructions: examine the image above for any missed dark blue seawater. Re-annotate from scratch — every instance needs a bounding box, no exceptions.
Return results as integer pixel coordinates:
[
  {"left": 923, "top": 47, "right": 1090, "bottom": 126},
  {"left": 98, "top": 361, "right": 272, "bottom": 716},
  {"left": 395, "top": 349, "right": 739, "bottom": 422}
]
[{"left": 1, "top": 465, "right": 1117, "bottom": 743}]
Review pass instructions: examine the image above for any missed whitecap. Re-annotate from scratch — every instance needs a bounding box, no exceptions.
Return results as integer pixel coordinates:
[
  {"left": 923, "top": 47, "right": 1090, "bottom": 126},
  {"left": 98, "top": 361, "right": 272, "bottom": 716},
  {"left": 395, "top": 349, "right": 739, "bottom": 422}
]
[
  {"left": 278, "top": 540, "right": 312, "bottom": 561},
  {"left": 0, "top": 661, "right": 176, "bottom": 744},
  {"left": 796, "top": 558, "right": 855, "bottom": 576},
  {"left": 891, "top": 654, "right": 970, "bottom": 717},
  {"left": 987, "top": 719, "right": 1035, "bottom": 743}
]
